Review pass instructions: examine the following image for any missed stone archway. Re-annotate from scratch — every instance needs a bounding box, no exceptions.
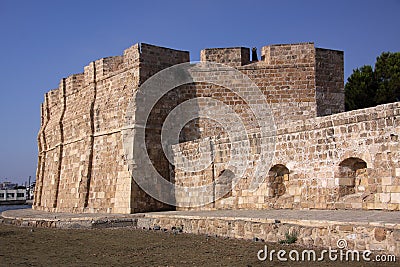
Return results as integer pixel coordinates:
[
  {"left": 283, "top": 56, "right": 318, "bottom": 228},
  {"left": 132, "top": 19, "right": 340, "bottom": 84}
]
[
  {"left": 268, "top": 164, "right": 289, "bottom": 197},
  {"left": 338, "top": 157, "right": 367, "bottom": 197}
]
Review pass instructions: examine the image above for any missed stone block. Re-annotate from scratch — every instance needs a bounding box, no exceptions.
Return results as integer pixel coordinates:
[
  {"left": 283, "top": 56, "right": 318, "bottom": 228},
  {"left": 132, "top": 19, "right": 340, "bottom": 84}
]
[
  {"left": 391, "top": 193, "right": 400, "bottom": 203},
  {"left": 387, "top": 186, "right": 400, "bottom": 193},
  {"left": 379, "top": 193, "right": 391, "bottom": 203},
  {"left": 338, "top": 178, "right": 355, "bottom": 186},
  {"left": 382, "top": 177, "right": 393, "bottom": 186},
  {"left": 374, "top": 228, "right": 387, "bottom": 242}
]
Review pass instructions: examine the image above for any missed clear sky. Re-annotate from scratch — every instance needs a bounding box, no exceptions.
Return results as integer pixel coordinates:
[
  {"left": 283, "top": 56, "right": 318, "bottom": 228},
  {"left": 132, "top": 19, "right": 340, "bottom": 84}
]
[{"left": 0, "top": 0, "right": 399, "bottom": 185}]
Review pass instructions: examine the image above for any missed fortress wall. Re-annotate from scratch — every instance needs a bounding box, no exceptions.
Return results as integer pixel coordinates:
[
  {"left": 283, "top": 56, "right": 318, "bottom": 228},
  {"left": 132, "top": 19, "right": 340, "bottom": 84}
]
[
  {"left": 34, "top": 42, "right": 351, "bottom": 214},
  {"left": 36, "top": 82, "right": 65, "bottom": 210},
  {"left": 70, "top": 51, "right": 141, "bottom": 213},
  {"left": 173, "top": 43, "right": 345, "bottom": 153},
  {"left": 34, "top": 46, "right": 142, "bottom": 213},
  {"left": 173, "top": 102, "right": 400, "bottom": 211},
  {"left": 172, "top": 135, "right": 234, "bottom": 209},
  {"left": 56, "top": 74, "right": 89, "bottom": 211},
  {"left": 131, "top": 43, "right": 190, "bottom": 212},
  {"left": 35, "top": 95, "right": 49, "bottom": 206},
  {"left": 239, "top": 63, "right": 317, "bottom": 128},
  {"left": 175, "top": 44, "right": 322, "bottom": 140},
  {"left": 246, "top": 101, "right": 399, "bottom": 211},
  {"left": 315, "top": 48, "right": 345, "bottom": 116},
  {"left": 34, "top": 42, "right": 191, "bottom": 213},
  {"left": 194, "top": 43, "right": 328, "bottom": 137}
]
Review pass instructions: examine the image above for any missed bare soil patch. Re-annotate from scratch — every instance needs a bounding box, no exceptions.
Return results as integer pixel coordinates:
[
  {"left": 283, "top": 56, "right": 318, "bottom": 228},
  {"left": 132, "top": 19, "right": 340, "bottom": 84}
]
[{"left": 0, "top": 224, "right": 396, "bottom": 266}]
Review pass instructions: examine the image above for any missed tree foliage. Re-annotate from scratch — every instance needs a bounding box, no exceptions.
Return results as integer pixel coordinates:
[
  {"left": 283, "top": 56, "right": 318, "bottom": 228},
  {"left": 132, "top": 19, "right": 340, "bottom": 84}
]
[{"left": 345, "top": 52, "right": 400, "bottom": 111}]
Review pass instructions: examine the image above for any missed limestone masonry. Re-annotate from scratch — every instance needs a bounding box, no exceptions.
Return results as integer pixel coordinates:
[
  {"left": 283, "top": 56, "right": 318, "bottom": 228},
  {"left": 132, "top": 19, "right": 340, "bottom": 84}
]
[{"left": 34, "top": 42, "right": 400, "bottom": 214}]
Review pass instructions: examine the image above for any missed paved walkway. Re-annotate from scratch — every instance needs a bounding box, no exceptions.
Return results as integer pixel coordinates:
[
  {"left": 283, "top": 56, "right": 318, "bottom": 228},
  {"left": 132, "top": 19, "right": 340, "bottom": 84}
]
[{"left": 2, "top": 208, "right": 400, "bottom": 228}]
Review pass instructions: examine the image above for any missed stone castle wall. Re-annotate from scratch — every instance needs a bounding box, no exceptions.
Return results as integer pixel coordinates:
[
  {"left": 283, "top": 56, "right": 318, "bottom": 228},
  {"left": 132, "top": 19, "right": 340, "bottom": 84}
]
[
  {"left": 35, "top": 43, "right": 189, "bottom": 213},
  {"left": 34, "top": 41, "right": 398, "bottom": 214},
  {"left": 173, "top": 102, "right": 400, "bottom": 211},
  {"left": 195, "top": 43, "right": 344, "bottom": 136}
]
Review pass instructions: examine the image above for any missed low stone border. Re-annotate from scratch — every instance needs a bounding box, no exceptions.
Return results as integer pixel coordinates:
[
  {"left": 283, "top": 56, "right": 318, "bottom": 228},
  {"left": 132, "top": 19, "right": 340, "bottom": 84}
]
[
  {"left": 141, "top": 213, "right": 400, "bottom": 256},
  {"left": 1, "top": 209, "right": 399, "bottom": 256},
  {"left": 0, "top": 215, "right": 139, "bottom": 229}
]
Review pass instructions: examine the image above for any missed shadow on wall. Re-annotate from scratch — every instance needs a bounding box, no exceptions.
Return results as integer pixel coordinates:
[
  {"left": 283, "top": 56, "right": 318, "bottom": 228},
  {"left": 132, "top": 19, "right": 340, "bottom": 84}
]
[
  {"left": 338, "top": 157, "right": 368, "bottom": 197},
  {"left": 268, "top": 164, "right": 290, "bottom": 198}
]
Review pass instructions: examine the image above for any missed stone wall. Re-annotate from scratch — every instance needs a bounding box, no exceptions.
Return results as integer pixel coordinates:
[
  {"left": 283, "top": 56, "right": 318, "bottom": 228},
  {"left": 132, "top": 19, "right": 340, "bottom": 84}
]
[
  {"left": 194, "top": 43, "right": 344, "bottom": 134},
  {"left": 200, "top": 47, "right": 250, "bottom": 67},
  {"left": 172, "top": 43, "right": 344, "bottom": 144},
  {"left": 3, "top": 210, "right": 399, "bottom": 256},
  {"left": 315, "top": 48, "right": 345, "bottom": 116},
  {"left": 34, "top": 43, "right": 190, "bottom": 213},
  {"left": 139, "top": 212, "right": 400, "bottom": 256},
  {"left": 35, "top": 41, "right": 386, "bottom": 215},
  {"left": 173, "top": 102, "right": 400, "bottom": 211}
]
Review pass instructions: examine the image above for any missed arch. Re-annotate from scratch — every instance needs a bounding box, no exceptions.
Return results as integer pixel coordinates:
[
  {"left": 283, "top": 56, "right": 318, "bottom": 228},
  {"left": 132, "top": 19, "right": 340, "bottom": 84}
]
[
  {"left": 338, "top": 157, "right": 367, "bottom": 197},
  {"left": 339, "top": 151, "right": 373, "bottom": 169},
  {"left": 268, "top": 164, "right": 289, "bottom": 197}
]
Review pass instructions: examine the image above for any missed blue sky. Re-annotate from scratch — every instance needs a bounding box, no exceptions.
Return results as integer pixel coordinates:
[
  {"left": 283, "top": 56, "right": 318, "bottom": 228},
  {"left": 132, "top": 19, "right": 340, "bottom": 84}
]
[{"left": 0, "top": 0, "right": 399, "bottom": 184}]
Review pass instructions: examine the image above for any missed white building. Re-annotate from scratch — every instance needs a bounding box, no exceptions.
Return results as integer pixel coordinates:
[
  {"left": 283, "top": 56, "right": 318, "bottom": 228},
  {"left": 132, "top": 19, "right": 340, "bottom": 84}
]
[{"left": 0, "top": 188, "right": 26, "bottom": 203}]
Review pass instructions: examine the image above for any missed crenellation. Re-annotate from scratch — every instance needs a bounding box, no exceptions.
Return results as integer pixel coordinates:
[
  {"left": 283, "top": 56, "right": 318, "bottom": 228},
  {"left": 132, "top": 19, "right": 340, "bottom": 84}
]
[
  {"left": 261, "top": 42, "right": 315, "bottom": 65},
  {"left": 64, "top": 73, "right": 85, "bottom": 97},
  {"left": 139, "top": 43, "right": 190, "bottom": 82},
  {"left": 46, "top": 88, "right": 60, "bottom": 109},
  {"left": 94, "top": 56, "right": 124, "bottom": 82},
  {"left": 140, "top": 43, "right": 190, "bottom": 65},
  {"left": 83, "top": 62, "right": 95, "bottom": 86},
  {"left": 122, "top": 43, "right": 141, "bottom": 68},
  {"left": 201, "top": 47, "right": 250, "bottom": 67}
]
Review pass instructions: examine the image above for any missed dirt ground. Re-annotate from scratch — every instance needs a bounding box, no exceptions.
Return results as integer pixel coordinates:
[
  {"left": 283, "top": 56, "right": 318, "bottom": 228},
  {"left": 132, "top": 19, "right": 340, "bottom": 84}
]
[{"left": 0, "top": 224, "right": 397, "bottom": 267}]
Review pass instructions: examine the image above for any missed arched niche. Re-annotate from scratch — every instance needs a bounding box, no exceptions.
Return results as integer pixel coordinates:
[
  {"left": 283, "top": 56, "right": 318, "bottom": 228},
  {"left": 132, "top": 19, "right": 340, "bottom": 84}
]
[
  {"left": 338, "top": 157, "right": 368, "bottom": 197},
  {"left": 268, "top": 164, "right": 289, "bottom": 197}
]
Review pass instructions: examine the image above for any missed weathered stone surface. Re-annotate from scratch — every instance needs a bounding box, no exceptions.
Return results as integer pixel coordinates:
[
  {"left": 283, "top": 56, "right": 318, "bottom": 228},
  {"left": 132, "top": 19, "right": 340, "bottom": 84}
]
[
  {"left": 173, "top": 101, "right": 400, "bottom": 211},
  {"left": 33, "top": 41, "right": 399, "bottom": 215},
  {"left": 374, "top": 227, "right": 387, "bottom": 242},
  {"left": 35, "top": 43, "right": 189, "bottom": 213}
]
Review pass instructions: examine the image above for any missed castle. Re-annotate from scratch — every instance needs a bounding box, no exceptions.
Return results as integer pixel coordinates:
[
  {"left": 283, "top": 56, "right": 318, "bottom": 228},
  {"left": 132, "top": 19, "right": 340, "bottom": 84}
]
[{"left": 33, "top": 42, "right": 400, "bottom": 214}]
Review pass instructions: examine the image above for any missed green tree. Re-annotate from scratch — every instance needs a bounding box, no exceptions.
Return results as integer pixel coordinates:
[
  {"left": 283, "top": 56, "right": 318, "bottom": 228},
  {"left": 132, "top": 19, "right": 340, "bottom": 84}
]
[
  {"left": 345, "top": 65, "right": 377, "bottom": 111},
  {"left": 374, "top": 52, "right": 400, "bottom": 104},
  {"left": 345, "top": 51, "right": 400, "bottom": 111}
]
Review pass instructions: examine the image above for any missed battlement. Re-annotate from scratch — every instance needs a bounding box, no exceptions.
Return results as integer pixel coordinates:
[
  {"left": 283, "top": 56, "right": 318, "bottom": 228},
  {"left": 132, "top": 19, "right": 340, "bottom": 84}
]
[
  {"left": 140, "top": 43, "right": 190, "bottom": 66},
  {"left": 96, "top": 56, "right": 124, "bottom": 78},
  {"left": 139, "top": 43, "right": 190, "bottom": 80},
  {"left": 199, "top": 43, "right": 325, "bottom": 68},
  {"left": 83, "top": 56, "right": 125, "bottom": 85},
  {"left": 46, "top": 88, "right": 60, "bottom": 108},
  {"left": 261, "top": 42, "right": 316, "bottom": 65},
  {"left": 64, "top": 73, "right": 85, "bottom": 96},
  {"left": 200, "top": 47, "right": 250, "bottom": 67}
]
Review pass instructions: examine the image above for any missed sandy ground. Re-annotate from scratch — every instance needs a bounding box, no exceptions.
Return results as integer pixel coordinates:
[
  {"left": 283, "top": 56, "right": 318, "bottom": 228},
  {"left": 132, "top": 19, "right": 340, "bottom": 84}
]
[{"left": 0, "top": 224, "right": 397, "bottom": 267}]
